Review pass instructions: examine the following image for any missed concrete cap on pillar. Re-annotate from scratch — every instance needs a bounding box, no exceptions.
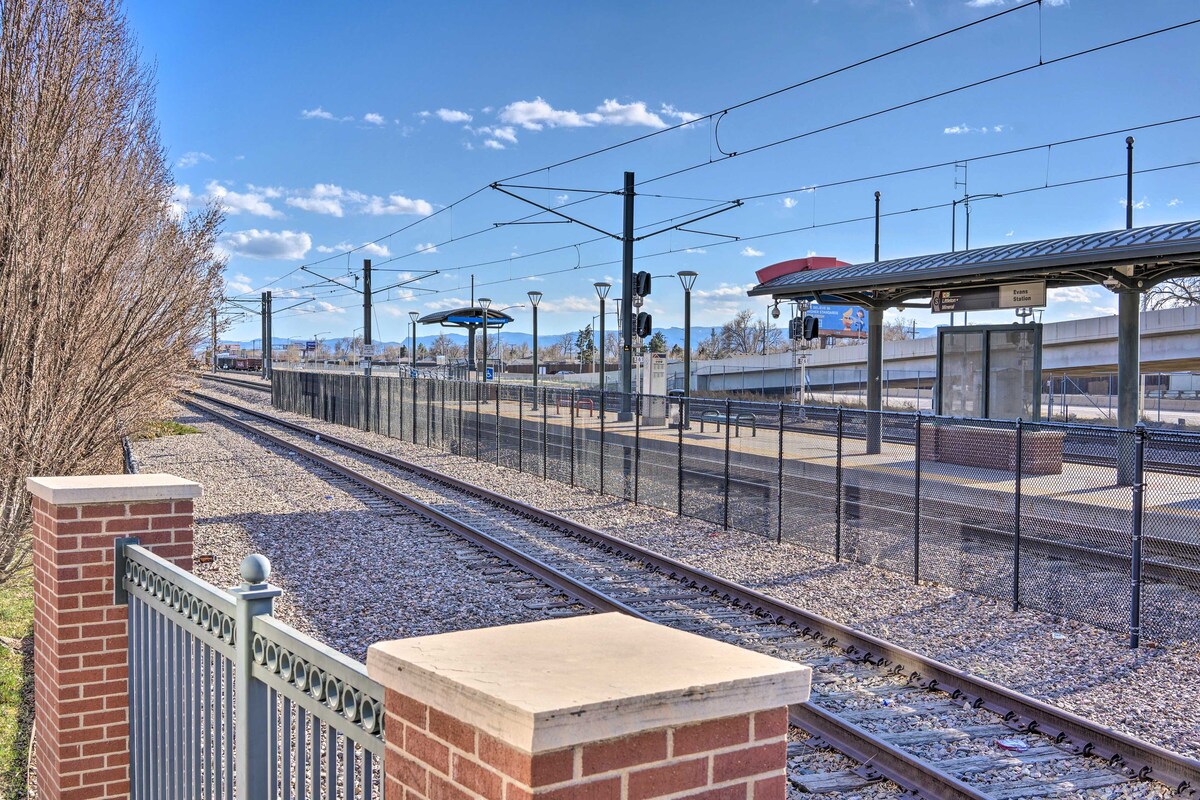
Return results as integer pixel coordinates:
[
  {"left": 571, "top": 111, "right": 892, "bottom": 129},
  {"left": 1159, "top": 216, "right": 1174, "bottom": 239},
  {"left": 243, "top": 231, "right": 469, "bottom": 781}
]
[
  {"left": 26, "top": 473, "right": 202, "bottom": 505},
  {"left": 367, "top": 613, "right": 811, "bottom": 753}
]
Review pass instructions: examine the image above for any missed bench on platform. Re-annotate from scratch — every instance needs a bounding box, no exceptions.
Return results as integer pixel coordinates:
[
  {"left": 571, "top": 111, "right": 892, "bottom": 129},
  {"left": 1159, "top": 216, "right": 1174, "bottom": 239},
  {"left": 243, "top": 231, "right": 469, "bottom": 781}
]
[
  {"left": 698, "top": 410, "right": 757, "bottom": 437},
  {"left": 555, "top": 396, "right": 594, "bottom": 417},
  {"left": 919, "top": 423, "right": 1064, "bottom": 475}
]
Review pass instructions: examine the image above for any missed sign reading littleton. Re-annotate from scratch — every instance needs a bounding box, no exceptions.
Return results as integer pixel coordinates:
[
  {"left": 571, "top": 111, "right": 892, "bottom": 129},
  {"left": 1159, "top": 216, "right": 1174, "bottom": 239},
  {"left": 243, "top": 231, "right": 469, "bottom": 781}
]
[{"left": 932, "top": 281, "right": 1047, "bottom": 313}]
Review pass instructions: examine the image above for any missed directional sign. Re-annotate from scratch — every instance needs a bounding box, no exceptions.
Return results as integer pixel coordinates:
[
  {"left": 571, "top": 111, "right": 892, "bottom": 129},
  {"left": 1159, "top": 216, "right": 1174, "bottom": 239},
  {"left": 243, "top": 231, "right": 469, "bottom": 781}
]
[
  {"left": 931, "top": 281, "right": 1046, "bottom": 314},
  {"left": 361, "top": 344, "right": 374, "bottom": 357},
  {"left": 304, "top": 340, "right": 317, "bottom": 351}
]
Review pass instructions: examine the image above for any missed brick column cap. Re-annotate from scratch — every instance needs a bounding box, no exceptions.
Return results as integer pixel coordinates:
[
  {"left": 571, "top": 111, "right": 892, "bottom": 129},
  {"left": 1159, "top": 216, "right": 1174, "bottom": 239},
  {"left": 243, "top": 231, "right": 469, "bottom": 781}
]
[
  {"left": 27, "top": 473, "right": 202, "bottom": 505},
  {"left": 367, "top": 613, "right": 810, "bottom": 753}
]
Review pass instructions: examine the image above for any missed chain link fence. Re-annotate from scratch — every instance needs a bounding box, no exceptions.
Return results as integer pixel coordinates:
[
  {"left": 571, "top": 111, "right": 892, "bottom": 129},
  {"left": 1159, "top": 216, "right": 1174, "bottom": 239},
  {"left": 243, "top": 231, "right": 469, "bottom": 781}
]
[{"left": 271, "top": 370, "right": 1200, "bottom": 645}]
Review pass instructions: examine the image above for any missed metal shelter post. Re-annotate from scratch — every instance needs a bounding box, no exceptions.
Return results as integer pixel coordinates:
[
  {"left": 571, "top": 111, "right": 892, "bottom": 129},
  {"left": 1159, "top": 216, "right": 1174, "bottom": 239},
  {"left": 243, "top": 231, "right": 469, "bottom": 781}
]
[
  {"left": 866, "top": 305, "right": 883, "bottom": 454},
  {"left": 1117, "top": 137, "right": 1140, "bottom": 486}
]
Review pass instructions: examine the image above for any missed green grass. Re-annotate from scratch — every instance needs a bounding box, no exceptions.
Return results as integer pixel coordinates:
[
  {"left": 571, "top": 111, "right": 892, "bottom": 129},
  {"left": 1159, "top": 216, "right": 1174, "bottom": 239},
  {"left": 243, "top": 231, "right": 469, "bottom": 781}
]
[
  {"left": 0, "top": 572, "right": 33, "bottom": 799},
  {"left": 136, "top": 419, "right": 201, "bottom": 439}
]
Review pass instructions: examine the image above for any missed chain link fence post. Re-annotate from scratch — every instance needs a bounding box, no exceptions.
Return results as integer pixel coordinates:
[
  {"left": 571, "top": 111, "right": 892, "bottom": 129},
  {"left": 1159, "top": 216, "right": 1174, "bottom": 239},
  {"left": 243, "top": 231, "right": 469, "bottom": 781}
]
[
  {"left": 600, "top": 390, "right": 606, "bottom": 496},
  {"left": 913, "top": 412, "right": 923, "bottom": 584},
  {"left": 835, "top": 407, "right": 844, "bottom": 562},
  {"left": 1130, "top": 422, "right": 1147, "bottom": 648},
  {"left": 542, "top": 387, "right": 548, "bottom": 480},
  {"left": 723, "top": 399, "right": 732, "bottom": 531},
  {"left": 570, "top": 388, "right": 577, "bottom": 487},
  {"left": 776, "top": 403, "right": 785, "bottom": 545},
  {"left": 677, "top": 396, "right": 684, "bottom": 517},
  {"left": 633, "top": 392, "right": 641, "bottom": 505},
  {"left": 1013, "top": 418, "right": 1023, "bottom": 611}
]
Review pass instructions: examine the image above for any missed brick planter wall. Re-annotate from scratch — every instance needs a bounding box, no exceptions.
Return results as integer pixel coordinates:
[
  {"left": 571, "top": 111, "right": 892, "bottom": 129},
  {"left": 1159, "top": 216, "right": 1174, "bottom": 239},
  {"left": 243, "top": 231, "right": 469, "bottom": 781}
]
[
  {"left": 919, "top": 424, "right": 1063, "bottom": 475},
  {"left": 27, "top": 474, "right": 201, "bottom": 800},
  {"left": 369, "top": 614, "right": 810, "bottom": 800}
]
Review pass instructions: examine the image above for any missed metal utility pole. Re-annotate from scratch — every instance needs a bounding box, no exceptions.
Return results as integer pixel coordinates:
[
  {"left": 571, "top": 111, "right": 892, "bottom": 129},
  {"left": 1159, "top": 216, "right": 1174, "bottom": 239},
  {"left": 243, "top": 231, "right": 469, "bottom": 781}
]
[
  {"left": 362, "top": 259, "right": 372, "bottom": 377},
  {"left": 678, "top": 271, "right": 697, "bottom": 428},
  {"left": 260, "top": 292, "right": 268, "bottom": 379},
  {"left": 529, "top": 291, "right": 542, "bottom": 408},
  {"left": 210, "top": 307, "right": 218, "bottom": 373},
  {"left": 265, "top": 291, "right": 273, "bottom": 379},
  {"left": 595, "top": 282, "right": 611, "bottom": 404},
  {"left": 866, "top": 191, "right": 883, "bottom": 455},
  {"left": 469, "top": 275, "right": 477, "bottom": 378},
  {"left": 479, "top": 297, "right": 492, "bottom": 383},
  {"left": 619, "top": 171, "right": 635, "bottom": 421}
]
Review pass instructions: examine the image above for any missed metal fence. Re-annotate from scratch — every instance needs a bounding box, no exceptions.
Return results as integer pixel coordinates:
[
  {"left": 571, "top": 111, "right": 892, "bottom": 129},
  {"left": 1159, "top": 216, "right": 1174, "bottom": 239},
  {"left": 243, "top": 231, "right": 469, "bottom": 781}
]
[
  {"left": 271, "top": 370, "right": 1200, "bottom": 645},
  {"left": 117, "top": 539, "right": 384, "bottom": 799}
]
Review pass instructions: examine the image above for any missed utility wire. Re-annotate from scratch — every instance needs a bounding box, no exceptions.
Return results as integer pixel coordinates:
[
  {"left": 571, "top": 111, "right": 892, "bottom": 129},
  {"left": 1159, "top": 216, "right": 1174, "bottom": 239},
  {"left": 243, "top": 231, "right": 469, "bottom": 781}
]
[{"left": 639, "top": 17, "right": 1200, "bottom": 187}]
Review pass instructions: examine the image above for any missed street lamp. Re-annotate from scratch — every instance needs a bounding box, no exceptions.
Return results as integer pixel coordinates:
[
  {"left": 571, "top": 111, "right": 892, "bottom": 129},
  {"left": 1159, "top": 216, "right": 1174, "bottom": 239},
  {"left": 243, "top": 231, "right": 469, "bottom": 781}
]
[
  {"left": 528, "top": 290, "right": 542, "bottom": 407},
  {"left": 678, "top": 271, "right": 698, "bottom": 428},
  {"left": 408, "top": 312, "right": 419, "bottom": 376},
  {"left": 313, "top": 331, "right": 331, "bottom": 371},
  {"left": 479, "top": 298, "right": 491, "bottom": 382},
  {"left": 594, "top": 282, "right": 611, "bottom": 403}
]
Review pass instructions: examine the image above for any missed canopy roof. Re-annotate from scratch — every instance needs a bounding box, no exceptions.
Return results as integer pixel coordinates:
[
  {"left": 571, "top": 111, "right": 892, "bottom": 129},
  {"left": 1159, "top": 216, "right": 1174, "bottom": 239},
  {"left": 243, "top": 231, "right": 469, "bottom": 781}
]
[
  {"left": 418, "top": 306, "right": 514, "bottom": 328},
  {"left": 747, "top": 219, "right": 1200, "bottom": 306}
]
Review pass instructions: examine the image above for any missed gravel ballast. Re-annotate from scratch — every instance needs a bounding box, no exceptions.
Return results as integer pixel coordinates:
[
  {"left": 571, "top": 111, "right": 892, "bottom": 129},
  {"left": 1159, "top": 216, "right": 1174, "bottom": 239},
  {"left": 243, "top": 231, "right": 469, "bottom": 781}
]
[{"left": 183, "top": 379, "right": 1200, "bottom": 762}]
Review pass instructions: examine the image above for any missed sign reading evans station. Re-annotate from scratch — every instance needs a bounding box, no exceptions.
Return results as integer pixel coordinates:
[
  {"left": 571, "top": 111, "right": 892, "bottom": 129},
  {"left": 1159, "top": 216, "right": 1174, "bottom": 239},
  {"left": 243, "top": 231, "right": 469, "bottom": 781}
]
[{"left": 931, "top": 281, "right": 1047, "bottom": 313}]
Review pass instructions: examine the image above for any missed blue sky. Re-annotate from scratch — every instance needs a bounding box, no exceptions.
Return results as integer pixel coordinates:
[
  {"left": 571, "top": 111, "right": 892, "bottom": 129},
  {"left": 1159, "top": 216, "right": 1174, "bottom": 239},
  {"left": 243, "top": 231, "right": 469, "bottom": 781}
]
[{"left": 126, "top": 0, "right": 1200, "bottom": 344}]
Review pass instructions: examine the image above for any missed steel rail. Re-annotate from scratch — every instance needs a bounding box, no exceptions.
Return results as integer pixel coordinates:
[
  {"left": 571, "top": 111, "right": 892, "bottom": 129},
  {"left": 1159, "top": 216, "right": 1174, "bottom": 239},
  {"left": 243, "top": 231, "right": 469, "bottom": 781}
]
[
  {"left": 182, "top": 397, "right": 638, "bottom": 618},
  {"left": 187, "top": 389, "right": 1200, "bottom": 798},
  {"left": 200, "top": 374, "right": 272, "bottom": 392}
]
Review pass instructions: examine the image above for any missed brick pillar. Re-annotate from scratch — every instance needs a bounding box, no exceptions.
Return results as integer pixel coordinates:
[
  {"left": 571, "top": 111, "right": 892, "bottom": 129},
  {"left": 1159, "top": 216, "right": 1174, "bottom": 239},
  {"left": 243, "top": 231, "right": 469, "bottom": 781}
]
[
  {"left": 367, "top": 614, "right": 811, "bottom": 800},
  {"left": 27, "top": 474, "right": 201, "bottom": 800}
]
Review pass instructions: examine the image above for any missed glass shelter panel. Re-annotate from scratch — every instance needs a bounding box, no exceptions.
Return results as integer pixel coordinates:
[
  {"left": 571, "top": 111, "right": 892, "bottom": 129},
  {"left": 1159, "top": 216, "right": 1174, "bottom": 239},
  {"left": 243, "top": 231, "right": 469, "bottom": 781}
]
[
  {"left": 988, "top": 328, "right": 1039, "bottom": 420},
  {"left": 938, "top": 331, "right": 985, "bottom": 417}
]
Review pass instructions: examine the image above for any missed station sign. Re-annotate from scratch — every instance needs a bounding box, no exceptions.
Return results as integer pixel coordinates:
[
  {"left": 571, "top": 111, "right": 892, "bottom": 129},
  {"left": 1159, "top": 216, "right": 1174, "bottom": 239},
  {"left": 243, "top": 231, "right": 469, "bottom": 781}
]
[
  {"left": 304, "top": 340, "right": 317, "bottom": 351},
  {"left": 931, "top": 281, "right": 1046, "bottom": 314},
  {"left": 360, "top": 344, "right": 374, "bottom": 357}
]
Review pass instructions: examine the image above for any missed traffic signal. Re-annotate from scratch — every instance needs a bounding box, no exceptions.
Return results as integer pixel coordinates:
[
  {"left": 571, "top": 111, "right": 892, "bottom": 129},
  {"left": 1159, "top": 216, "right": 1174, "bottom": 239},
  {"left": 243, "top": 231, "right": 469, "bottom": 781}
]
[
  {"left": 789, "top": 317, "right": 803, "bottom": 341},
  {"left": 803, "top": 315, "right": 819, "bottom": 340},
  {"left": 636, "top": 312, "right": 652, "bottom": 338},
  {"left": 634, "top": 270, "right": 652, "bottom": 297}
]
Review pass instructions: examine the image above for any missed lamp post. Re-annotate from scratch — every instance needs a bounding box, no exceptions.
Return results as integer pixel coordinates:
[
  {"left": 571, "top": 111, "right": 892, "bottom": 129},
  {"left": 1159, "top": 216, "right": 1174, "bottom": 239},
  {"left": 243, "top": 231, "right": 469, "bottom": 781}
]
[
  {"left": 479, "top": 297, "right": 491, "bottom": 382},
  {"left": 314, "top": 331, "right": 331, "bottom": 371},
  {"left": 681, "top": 272, "right": 700, "bottom": 410},
  {"left": 594, "top": 282, "right": 611, "bottom": 412},
  {"left": 528, "top": 291, "right": 542, "bottom": 408},
  {"left": 408, "top": 312, "right": 419, "bottom": 377}
]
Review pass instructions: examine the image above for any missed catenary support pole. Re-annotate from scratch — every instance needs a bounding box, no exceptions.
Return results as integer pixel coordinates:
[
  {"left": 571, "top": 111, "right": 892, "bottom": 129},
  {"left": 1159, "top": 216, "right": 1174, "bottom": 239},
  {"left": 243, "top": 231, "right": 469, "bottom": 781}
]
[
  {"left": 363, "top": 259, "right": 372, "bottom": 377},
  {"left": 619, "top": 171, "right": 635, "bottom": 421},
  {"left": 211, "top": 307, "right": 217, "bottom": 373},
  {"left": 260, "top": 292, "right": 269, "bottom": 380},
  {"left": 866, "top": 192, "right": 883, "bottom": 454},
  {"left": 265, "top": 291, "right": 273, "bottom": 379}
]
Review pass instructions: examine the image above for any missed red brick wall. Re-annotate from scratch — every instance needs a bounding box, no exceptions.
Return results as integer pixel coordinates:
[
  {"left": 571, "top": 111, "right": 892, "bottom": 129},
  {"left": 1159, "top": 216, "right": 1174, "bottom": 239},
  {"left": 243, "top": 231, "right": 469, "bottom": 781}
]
[
  {"left": 919, "top": 425, "right": 1063, "bottom": 475},
  {"left": 383, "top": 689, "right": 788, "bottom": 800},
  {"left": 31, "top": 493, "right": 195, "bottom": 800}
]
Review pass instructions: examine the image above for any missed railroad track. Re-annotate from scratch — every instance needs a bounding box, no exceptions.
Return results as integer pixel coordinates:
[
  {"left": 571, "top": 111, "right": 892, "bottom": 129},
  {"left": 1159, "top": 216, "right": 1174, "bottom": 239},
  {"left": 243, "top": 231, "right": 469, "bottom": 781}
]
[
  {"left": 183, "top": 389, "right": 1200, "bottom": 800},
  {"left": 199, "top": 373, "right": 272, "bottom": 392}
]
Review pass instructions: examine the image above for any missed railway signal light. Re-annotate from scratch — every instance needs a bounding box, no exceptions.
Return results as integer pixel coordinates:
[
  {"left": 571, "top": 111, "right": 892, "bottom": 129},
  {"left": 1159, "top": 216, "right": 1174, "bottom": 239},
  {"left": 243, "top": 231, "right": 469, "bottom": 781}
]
[
  {"left": 804, "top": 316, "right": 819, "bottom": 340},
  {"left": 636, "top": 312, "right": 652, "bottom": 338},
  {"left": 634, "top": 270, "right": 652, "bottom": 298}
]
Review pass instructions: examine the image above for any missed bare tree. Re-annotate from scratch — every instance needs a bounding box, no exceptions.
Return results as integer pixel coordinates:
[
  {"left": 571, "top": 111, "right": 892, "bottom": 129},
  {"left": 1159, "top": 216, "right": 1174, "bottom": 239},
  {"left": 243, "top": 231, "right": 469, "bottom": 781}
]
[
  {"left": 884, "top": 317, "right": 918, "bottom": 342},
  {"left": 721, "top": 310, "right": 758, "bottom": 354},
  {"left": 1144, "top": 279, "right": 1200, "bottom": 310},
  {"left": 0, "top": 0, "right": 225, "bottom": 581}
]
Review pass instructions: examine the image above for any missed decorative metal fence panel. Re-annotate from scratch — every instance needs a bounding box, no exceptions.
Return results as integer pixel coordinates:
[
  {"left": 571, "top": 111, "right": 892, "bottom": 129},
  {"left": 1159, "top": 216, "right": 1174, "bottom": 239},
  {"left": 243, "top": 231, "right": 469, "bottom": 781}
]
[
  {"left": 120, "top": 541, "right": 384, "bottom": 799},
  {"left": 270, "top": 370, "right": 1200, "bottom": 645}
]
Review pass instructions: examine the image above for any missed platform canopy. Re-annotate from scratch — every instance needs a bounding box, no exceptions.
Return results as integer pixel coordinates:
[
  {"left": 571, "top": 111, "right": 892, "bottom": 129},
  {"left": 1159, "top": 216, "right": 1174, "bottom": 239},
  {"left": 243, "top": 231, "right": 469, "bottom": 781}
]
[
  {"left": 748, "top": 219, "right": 1200, "bottom": 306},
  {"left": 417, "top": 306, "right": 514, "bottom": 328}
]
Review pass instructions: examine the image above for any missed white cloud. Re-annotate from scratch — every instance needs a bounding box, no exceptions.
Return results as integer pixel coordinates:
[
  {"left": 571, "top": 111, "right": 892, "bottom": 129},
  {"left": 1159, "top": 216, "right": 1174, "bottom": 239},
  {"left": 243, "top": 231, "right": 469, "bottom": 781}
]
[
  {"left": 204, "top": 181, "right": 281, "bottom": 218},
  {"left": 247, "top": 184, "right": 283, "bottom": 198},
  {"left": 554, "top": 194, "right": 569, "bottom": 205},
  {"left": 482, "top": 140, "right": 505, "bottom": 150},
  {"left": 176, "top": 151, "right": 212, "bottom": 169},
  {"left": 169, "top": 184, "right": 194, "bottom": 219},
  {"left": 435, "top": 108, "right": 473, "bottom": 123},
  {"left": 315, "top": 240, "right": 390, "bottom": 257},
  {"left": 782, "top": 197, "right": 798, "bottom": 209},
  {"left": 414, "top": 242, "right": 438, "bottom": 254},
  {"left": 361, "top": 242, "right": 391, "bottom": 257},
  {"left": 966, "top": 0, "right": 1005, "bottom": 6},
  {"left": 363, "top": 194, "right": 434, "bottom": 216},
  {"left": 490, "top": 126, "right": 518, "bottom": 144},
  {"left": 943, "top": 122, "right": 1007, "bottom": 135},
  {"left": 316, "top": 242, "right": 354, "bottom": 254},
  {"left": 301, "top": 107, "right": 336, "bottom": 120},
  {"left": 659, "top": 104, "right": 702, "bottom": 124},
  {"left": 286, "top": 183, "right": 358, "bottom": 217},
  {"left": 1005, "top": 230, "right": 1015, "bottom": 237},
  {"left": 740, "top": 246, "right": 765, "bottom": 257},
  {"left": 543, "top": 295, "right": 596, "bottom": 313},
  {"left": 363, "top": 113, "right": 385, "bottom": 125},
  {"left": 315, "top": 301, "right": 346, "bottom": 314},
  {"left": 1048, "top": 286, "right": 1097, "bottom": 304},
  {"left": 224, "top": 272, "right": 253, "bottom": 294},
  {"left": 498, "top": 96, "right": 675, "bottom": 131},
  {"left": 694, "top": 282, "right": 756, "bottom": 299},
  {"left": 222, "top": 229, "right": 312, "bottom": 260},
  {"left": 683, "top": 248, "right": 706, "bottom": 254},
  {"left": 1119, "top": 197, "right": 1150, "bottom": 210},
  {"left": 1169, "top": 198, "right": 1183, "bottom": 207}
]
